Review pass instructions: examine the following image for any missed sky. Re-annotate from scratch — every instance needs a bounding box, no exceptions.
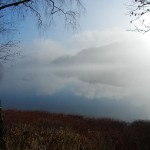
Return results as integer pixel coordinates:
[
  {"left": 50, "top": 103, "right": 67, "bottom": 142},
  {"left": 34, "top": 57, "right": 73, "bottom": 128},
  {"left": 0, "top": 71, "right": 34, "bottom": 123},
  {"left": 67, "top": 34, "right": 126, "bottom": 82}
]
[
  {"left": 1, "top": 0, "right": 150, "bottom": 121},
  {"left": 18, "top": 0, "right": 130, "bottom": 44}
]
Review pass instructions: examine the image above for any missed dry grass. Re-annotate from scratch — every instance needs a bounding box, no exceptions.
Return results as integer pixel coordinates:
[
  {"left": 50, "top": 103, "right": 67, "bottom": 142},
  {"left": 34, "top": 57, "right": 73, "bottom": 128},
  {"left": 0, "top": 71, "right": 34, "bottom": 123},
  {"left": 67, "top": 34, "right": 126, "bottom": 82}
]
[{"left": 1, "top": 109, "right": 150, "bottom": 150}]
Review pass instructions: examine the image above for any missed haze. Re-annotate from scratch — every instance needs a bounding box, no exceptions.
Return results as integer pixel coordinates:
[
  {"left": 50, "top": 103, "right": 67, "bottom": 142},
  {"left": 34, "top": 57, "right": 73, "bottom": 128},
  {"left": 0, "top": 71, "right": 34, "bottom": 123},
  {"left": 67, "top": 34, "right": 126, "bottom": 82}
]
[{"left": 1, "top": 0, "right": 150, "bottom": 121}]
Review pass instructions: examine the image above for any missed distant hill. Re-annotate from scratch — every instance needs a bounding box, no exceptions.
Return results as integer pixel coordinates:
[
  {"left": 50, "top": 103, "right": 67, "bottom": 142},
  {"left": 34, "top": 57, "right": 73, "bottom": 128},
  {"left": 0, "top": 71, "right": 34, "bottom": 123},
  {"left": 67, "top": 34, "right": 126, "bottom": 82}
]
[{"left": 50, "top": 42, "right": 135, "bottom": 68}]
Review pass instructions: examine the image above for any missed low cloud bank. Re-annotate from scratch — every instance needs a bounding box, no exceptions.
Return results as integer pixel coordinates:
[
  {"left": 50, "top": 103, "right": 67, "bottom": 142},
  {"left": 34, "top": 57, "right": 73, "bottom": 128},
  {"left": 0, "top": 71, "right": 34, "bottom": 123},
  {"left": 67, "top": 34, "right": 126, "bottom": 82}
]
[
  {"left": 0, "top": 63, "right": 3, "bottom": 81},
  {"left": 1, "top": 29, "right": 150, "bottom": 115}
]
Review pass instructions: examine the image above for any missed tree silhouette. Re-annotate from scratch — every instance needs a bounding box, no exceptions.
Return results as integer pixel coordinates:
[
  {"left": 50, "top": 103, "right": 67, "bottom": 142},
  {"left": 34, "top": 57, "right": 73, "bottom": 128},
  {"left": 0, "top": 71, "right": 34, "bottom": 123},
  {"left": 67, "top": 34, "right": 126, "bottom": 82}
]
[
  {"left": 129, "top": 0, "right": 150, "bottom": 33},
  {"left": 0, "top": 1, "right": 84, "bottom": 148},
  {"left": 0, "top": 0, "right": 84, "bottom": 62}
]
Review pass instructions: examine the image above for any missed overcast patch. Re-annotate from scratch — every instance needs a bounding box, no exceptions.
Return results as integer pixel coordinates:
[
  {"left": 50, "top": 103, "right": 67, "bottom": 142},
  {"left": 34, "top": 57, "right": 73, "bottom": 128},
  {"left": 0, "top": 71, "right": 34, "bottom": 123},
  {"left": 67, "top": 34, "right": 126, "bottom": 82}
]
[
  {"left": 68, "top": 28, "right": 150, "bottom": 50},
  {"left": 1, "top": 29, "right": 150, "bottom": 119},
  {"left": 0, "top": 63, "right": 3, "bottom": 81}
]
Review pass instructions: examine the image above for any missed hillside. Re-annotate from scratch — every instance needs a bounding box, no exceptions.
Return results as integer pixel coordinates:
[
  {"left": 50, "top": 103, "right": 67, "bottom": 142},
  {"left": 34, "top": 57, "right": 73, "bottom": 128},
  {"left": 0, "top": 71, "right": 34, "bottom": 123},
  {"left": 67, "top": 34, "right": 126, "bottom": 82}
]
[
  {"left": 1, "top": 110, "right": 150, "bottom": 150},
  {"left": 50, "top": 42, "right": 137, "bottom": 68}
]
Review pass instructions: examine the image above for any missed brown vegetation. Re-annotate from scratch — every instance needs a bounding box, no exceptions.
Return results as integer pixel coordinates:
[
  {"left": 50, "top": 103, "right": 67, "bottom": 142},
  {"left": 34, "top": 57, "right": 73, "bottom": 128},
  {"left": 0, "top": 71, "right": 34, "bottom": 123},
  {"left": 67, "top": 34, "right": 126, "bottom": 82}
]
[{"left": 1, "top": 109, "right": 150, "bottom": 150}]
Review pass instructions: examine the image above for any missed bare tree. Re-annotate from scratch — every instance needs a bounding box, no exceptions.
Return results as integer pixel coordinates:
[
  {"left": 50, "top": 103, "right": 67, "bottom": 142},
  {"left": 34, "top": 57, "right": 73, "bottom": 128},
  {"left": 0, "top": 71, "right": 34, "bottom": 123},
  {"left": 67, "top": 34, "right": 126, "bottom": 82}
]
[
  {"left": 0, "top": 0, "right": 84, "bottom": 62},
  {"left": 129, "top": 0, "right": 150, "bottom": 33},
  {"left": 0, "top": 1, "right": 84, "bottom": 148},
  {"left": 0, "top": 13, "right": 17, "bottom": 63},
  {"left": 0, "top": 0, "right": 84, "bottom": 31}
]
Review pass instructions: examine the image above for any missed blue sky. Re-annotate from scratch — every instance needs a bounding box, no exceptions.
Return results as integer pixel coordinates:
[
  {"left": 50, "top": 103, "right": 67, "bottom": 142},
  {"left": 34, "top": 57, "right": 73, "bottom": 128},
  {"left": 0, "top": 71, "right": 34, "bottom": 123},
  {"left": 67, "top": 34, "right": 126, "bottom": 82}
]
[
  {"left": 18, "top": 0, "right": 130, "bottom": 44},
  {"left": 2, "top": 0, "right": 150, "bottom": 120}
]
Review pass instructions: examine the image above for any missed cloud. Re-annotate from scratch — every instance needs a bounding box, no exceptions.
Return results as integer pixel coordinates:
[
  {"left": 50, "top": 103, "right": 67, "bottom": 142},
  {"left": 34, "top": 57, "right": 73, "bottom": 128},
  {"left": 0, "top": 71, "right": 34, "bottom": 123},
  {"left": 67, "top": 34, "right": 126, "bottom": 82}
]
[
  {"left": 22, "top": 39, "right": 69, "bottom": 66},
  {"left": 2, "top": 27, "right": 150, "bottom": 121},
  {"left": 51, "top": 41, "right": 150, "bottom": 87},
  {"left": 48, "top": 37, "right": 150, "bottom": 105},
  {"left": 69, "top": 28, "right": 150, "bottom": 50},
  {"left": 71, "top": 80, "right": 129, "bottom": 100},
  {"left": 33, "top": 69, "right": 73, "bottom": 96},
  {"left": 2, "top": 28, "right": 150, "bottom": 107},
  {"left": 19, "top": 28, "right": 150, "bottom": 66},
  {"left": 0, "top": 63, "right": 3, "bottom": 80}
]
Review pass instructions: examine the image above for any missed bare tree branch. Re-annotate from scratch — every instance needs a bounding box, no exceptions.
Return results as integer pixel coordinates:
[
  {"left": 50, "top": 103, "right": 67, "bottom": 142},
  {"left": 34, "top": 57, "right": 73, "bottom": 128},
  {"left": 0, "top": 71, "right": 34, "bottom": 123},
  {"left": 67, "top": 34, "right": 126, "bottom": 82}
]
[
  {"left": 0, "top": 0, "right": 84, "bottom": 62},
  {"left": 128, "top": 0, "right": 150, "bottom": 33},
  {"left": 0, "top": 0, "right": 31, "bottom": 11}
]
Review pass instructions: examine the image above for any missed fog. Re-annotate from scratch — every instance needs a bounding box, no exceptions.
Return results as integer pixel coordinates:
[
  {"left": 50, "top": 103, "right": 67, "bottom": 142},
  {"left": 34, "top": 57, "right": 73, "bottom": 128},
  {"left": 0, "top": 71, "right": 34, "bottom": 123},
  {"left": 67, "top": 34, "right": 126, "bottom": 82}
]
[
  {"left": 1, "top": 30, "right": 150, "bottom": 121},
  {"left": 0, "top": 63, "right": 3, "bottom": 81}
]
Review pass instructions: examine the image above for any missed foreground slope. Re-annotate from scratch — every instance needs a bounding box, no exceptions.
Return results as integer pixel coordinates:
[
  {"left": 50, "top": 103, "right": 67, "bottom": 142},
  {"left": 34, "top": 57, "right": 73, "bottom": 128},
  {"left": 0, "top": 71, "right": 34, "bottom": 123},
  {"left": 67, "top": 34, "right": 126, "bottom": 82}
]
[{"left": 2, "top": 110, "right": 150, "bottom": 150}]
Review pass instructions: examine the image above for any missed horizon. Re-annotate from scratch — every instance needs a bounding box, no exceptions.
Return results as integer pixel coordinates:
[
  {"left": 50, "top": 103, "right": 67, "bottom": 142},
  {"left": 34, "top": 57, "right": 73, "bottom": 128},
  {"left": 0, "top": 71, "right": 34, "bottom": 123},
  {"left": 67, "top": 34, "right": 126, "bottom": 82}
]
[{"left": 1, "top": 0, "right": 150, "bottom": 121}]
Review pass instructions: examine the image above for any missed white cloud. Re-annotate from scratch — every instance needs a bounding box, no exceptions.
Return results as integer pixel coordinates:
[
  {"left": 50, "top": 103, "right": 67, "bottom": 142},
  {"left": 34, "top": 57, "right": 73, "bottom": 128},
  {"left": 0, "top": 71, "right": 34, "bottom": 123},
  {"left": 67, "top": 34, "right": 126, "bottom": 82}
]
[
  {"left": 2, "top": 28, "right": 150, "bottom": 108},
  {"left": 69, "top": 28, "right": 150, "bottom": 50},
  {"left": 72, "top": 80, "right": 129, "bottom": 100},
  {"left": 0, "top": 63, "right": 3, "bottom": 80},
  {"left": 19, "top": 28, "right": 150, "bottom": 66},
  {"left": 23, "top": 39, "right": 69, "bottom": 65}
]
